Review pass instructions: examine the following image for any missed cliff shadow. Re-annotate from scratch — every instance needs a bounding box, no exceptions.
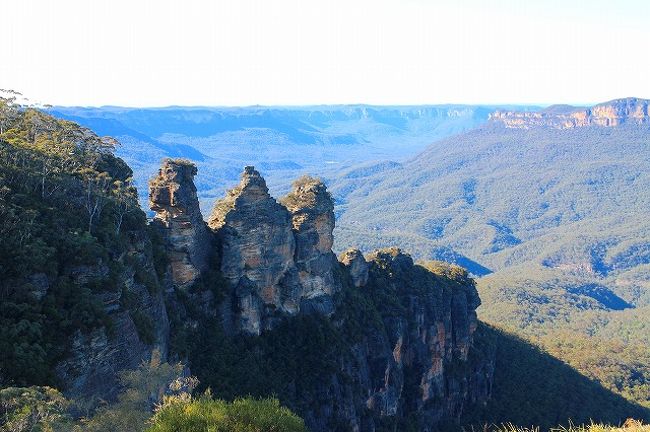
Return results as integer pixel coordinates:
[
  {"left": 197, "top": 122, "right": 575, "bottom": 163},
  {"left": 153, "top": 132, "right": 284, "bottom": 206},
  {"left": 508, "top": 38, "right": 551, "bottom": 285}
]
[{"left": 460, "top": 323, "right": 650, "bottom": 431}]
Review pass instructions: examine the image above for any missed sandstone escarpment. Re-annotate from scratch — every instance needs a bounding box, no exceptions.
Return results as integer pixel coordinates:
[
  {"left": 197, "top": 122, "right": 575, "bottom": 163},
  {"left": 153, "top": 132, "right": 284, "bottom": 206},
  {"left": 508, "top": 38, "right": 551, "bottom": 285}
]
[
  {"left": 490, "top": 97, "right": 650, "bottom": 129},
  {"left": 145, "top": 159, "right": 493, "bottom": 430},
  {"left": 56, "top": 229, "right": 169, "bottom": 403},
  {"left": 149, "top": 159, "right": 211, "bottom": 289},
  {"left": 292, "top": 248, "right": 492, "bottom": 431},
  {"left": 360, "top": 249, "right": 489, "bottom": 430}
]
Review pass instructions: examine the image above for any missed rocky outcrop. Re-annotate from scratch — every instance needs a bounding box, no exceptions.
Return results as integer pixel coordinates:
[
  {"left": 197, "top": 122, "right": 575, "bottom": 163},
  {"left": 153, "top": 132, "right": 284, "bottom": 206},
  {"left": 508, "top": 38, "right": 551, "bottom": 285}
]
[
  {"left": 149, "top": 159, "right": 211, "bottom": 289},
  {"left": 208, "top": 166, "right": 300, "bottom": 334},
  {"left": 145, "top": 160, "right": 493, "bottom": 430},
  {"left": 490, "top": 97, "right": 650, "bottom": 129},
  {"left": 339, "top": 248, "right": 369, "bottom": 287},
  {"left": 281, "top": 176, "right": 341, "bottom": 312},
  {"left": 284, "top": 248, "right": 493, "bottom": 431}
]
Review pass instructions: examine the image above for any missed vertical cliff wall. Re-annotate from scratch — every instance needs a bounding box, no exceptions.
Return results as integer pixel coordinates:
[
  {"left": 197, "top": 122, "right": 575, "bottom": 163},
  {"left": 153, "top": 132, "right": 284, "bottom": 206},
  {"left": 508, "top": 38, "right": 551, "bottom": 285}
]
[
  {"left": 206, "top": 167, "right": 341, "bottom": 334},
  {"left": 149, "top": 159, "right": 211, "bottom": 289},
  {"left": 146, "top": 160, "right": 494, "bottom": 431},
  {"left": 303, "top": 248, "right": 493, "bottom": 432}
]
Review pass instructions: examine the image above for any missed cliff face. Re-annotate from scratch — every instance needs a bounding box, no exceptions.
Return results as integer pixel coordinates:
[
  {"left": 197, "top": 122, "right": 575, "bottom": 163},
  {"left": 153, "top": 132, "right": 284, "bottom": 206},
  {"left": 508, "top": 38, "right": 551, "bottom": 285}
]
[
  {"left": 356, "top": 250, "right": 488, "bottom": 430},
  {"left": 264, "top": 249, "right": 492, "bottom": 432},
  {"left": 207, "top": 168, "right": 340, "bottom": 334},
  {"left": 149, "top": 159, "right": 211, "bottom": 289},
  {"left": 145, "top": 160, "right": 493, "bottom": 431},
  {"left": 55, "top": 231, "right": 169, "bottom": 402},
  {"left": 207, "top": 166, "right": 300, "bottom": 334},
  {"left": 490, "top": 97, "right": 650, "bottom": 129},
  {"left": 281, "top": 176, "right": 341, "bottom": 313}
]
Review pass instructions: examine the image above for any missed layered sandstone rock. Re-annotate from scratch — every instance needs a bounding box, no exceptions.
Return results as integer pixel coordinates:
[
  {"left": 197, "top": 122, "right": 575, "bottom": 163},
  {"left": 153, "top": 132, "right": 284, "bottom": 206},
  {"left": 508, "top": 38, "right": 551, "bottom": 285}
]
[
  {"left": 208, "top": 166, "right": 300, "bottom": 334},
  {"left": 149, "top": 159, "right": 211, "bottom": 289},
  {"left": 281, "top": 176, "right": 341, "bottom": 312},
  {"left": 208, "top": 169, "right": 344, "bottom": 334},
  {"left": 490, "top": 97, "right": 650, "bottom": 129},
  {"left": 56, "top": 229, "right": 169, "bottom": 403},
  {"left": 360, "top": 249, "right": 487, "bottom": 429},
  {"left": 144, "top": 160, "right": 493, "bottom": 430},
  {"left": 295, "top": 248, "right": 492, "bottom": 431}
]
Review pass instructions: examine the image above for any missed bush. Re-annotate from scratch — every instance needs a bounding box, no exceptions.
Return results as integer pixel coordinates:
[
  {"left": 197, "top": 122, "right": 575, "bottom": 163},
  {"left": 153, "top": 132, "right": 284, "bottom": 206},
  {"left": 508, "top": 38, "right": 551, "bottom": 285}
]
[{"left": 147, "top": 395, "right": 307, "bottom": 432}]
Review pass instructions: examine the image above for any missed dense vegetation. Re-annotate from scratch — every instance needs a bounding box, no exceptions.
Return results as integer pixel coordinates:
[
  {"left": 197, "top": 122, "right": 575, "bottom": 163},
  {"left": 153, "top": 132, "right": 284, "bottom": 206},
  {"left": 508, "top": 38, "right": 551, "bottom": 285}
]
[
  {"left": 148, "top": 396, "right": 307, "bottom": 432},
  {"left": 478, "top": 271, "right": 650, "bottom": 409},
  {"left": 0, "top": 97, "right": 151, "bottom": 387}
]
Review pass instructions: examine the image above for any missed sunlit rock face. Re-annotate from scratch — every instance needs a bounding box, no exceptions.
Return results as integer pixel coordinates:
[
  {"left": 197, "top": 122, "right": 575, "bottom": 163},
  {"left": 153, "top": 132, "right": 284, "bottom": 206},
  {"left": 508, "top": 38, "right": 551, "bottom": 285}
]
[
  {"left": 149, "top": 158, "right": 211, "bottom": 289},
  {"left": 281, "top": 176, "right": 341, "bottom": 312},
  {"left": 490, "top": 97, "right": 650, "bottom": 129},
  {"left": 339, "top": 248, "right": 369, "bottom": 288},
  {"left": 208, "top": 166, "right": 300, "bottom": 334}
]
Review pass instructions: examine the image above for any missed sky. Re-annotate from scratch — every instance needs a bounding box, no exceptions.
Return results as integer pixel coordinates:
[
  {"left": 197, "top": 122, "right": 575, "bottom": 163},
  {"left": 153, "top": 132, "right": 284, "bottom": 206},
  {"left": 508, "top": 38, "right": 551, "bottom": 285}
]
[{"left": 1, "top": 0, "right": 649, "bottom": 107}]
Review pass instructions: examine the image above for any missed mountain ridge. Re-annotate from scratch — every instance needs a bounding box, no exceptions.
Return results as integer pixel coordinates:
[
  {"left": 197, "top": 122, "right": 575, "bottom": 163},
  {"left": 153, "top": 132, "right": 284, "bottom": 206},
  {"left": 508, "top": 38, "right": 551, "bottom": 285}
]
[{"left": 490, "top": 97, "right": 650, "bottom": 129}]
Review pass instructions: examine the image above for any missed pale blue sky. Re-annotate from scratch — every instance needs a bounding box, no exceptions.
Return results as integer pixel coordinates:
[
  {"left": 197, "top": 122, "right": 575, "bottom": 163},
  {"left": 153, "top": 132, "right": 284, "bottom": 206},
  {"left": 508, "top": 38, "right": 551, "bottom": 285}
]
[{"left": 1, "top": 0, "right": 649, "bottom": 107}]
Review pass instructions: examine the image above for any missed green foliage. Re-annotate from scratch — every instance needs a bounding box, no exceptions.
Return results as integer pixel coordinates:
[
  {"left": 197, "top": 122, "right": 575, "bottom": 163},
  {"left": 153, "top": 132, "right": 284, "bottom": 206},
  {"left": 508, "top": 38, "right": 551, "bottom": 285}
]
[
  {"left": 74, "top": 352, "right": 185, "bottom": 432},
  {"left": 0, "top": 386, "right": 72, "bottom": 432},
  {"left": 186, "top": 313, "right": 344, "bottom": 403},
  {"left": 130, "top": 310, "right": 156, "bottom": 345},
  {"left": 490, "top": 419, "right": 649, "bottom": 432},
  {"left": 0, "top": 99, "right": 151, "bottom": 387},
  {"left": 477, "top": 271, "right": 650, "bottom": 410},
  {"left": 147, "top": 395, "right": 307, "bottom": 432}
]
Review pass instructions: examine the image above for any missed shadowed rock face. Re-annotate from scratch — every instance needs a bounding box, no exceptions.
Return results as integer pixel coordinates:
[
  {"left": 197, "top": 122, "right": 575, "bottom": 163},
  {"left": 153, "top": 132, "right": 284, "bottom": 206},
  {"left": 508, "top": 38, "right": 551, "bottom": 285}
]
[
  {"left": 56, "top": 230, "right": 169, "bottom": 404},
  {"left": 293, "top": 248, "right": 492, "bottom": 432},
  {"left": 140, "top": 160, "right": 493, "bottom": 430},
  {"left": 149, "top": 159, "right": 211, "bottom": 289},
  {"left": 362, "top": 249, "right": 487, "bottom": 429}
]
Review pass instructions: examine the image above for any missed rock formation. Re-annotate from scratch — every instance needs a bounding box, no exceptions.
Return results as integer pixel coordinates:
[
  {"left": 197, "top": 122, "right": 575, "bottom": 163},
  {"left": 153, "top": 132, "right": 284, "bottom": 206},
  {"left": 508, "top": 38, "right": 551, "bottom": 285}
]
[
  {"left": 289, "top": 248, "right": 492, "bottom": 431},
  {"left": 339, "top": 248, "right": 369, "bottom": 287},
  {"left": 56, "top": 228, "right": 169, "bottom": 402},
  {"left": 281, "top": 176, "right": 341, "bottom": 312},
  {"left": 149, "top": 158, "right": 211, "bottom": 289},
  {"left": 490, "top": 97, "right": 650, "bottom": 129},
  {"left": 206, "top": 167, "right": 343, "bottom": 334},
  {"left": 208, "top": 166, "right": 300, "bottom": 334},
  {"left": 145, "top": 160, "right": 493, "bottom": 430}
]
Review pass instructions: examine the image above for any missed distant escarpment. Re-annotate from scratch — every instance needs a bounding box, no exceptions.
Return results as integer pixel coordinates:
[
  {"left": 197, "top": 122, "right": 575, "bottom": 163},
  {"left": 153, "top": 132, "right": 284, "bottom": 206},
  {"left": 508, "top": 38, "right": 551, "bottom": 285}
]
[
  {"left": 148, "top": 160, "right": 493, "bottom": 431},
  {"left": 490, "top": 97, "right": 650, "bottom": 129}
]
